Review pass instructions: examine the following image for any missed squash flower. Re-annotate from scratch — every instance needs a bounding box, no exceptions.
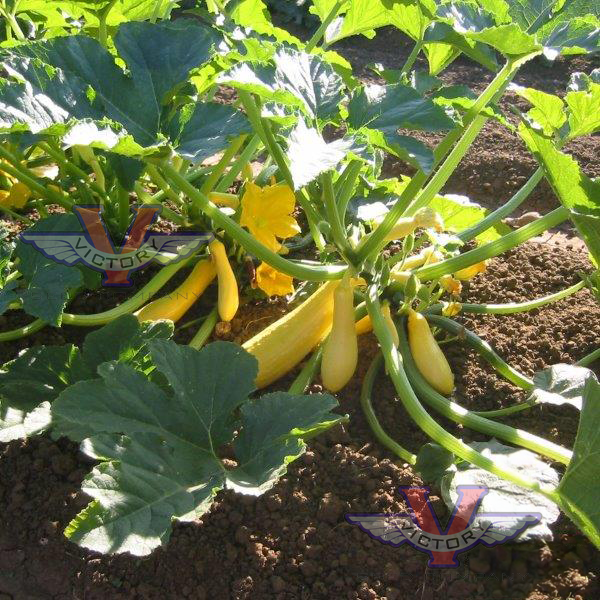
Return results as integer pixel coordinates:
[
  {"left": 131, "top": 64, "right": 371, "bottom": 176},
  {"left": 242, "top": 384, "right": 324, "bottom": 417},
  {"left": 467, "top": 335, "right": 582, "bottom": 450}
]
[
  {"left": 0, "top": 182, "right": 31, "bottom": 209},
  {"left": 240, "top": 182, "right": 301, "bottom": 252},
  {"left": 255, "top": 262, "right": 294, "bottom": 297}
]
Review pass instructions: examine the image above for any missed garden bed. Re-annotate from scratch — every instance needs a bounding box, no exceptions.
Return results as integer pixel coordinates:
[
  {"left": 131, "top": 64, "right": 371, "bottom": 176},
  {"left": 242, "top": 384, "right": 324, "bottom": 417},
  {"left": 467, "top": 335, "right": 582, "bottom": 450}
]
[{"left": 1, "top": 241, "right": 598, "bottom": 599}]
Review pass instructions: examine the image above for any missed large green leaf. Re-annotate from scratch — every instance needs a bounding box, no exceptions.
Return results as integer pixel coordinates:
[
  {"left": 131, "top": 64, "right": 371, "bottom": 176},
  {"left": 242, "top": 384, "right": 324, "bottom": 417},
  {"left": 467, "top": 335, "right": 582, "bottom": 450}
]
[
  {"left": 565, "top": 82, "right": 600, "bottom": 137},
  {"left": 220, "top": 46, "right": 345, "bottom": 120},
  {"left": 557, "top": 376, "right": 600, "bottom": 548},
  {"left": 52, "top": 340, "right": 342, "bottom": 554},
  {"left": 169, "top": 102, "right": 251, "bottom": 163},
  {"left": 512, "top": 85, "right": 566, "bottom": 134},
  {"left": 0, "top": 20, "right": 223, "bottom": 150},
  {"left": 0, "top": 315, "right": 173, "bottom": 442},
  {"left": 287, "top": 120, "right": 357, "bottom": 188},
  {"left": 520, "top": 124, "right": 600, "bottom": 265}
]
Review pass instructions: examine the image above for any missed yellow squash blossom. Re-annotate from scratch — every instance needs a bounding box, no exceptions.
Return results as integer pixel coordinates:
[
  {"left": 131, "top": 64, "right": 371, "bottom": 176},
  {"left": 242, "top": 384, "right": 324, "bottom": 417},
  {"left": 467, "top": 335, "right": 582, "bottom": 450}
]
[
  {"left": 0, "top": 182, "right": 31, "bottom": 209},
  {"left": 255, "top": 262, "right": 295, "bottom": 297},
  {"left": 240, "top": 182, "right": 301, "bottom": 251}
]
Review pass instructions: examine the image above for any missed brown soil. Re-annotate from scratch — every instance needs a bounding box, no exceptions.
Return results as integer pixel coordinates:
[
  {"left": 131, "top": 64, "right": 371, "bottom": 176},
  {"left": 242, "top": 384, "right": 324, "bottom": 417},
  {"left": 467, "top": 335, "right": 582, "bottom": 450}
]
[{"left": 1, "top": 240, "right": 599, "bottom": 600}]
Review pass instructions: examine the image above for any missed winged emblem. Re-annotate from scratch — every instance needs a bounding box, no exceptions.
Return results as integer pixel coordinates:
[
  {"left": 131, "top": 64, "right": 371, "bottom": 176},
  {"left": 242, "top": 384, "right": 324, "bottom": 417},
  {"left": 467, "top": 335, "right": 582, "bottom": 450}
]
[
  {"left": 19, "top": 232, "right": 211, "bottom": 271},
  {"left": 347, "top": 485, "right": 542, "bottom": 568}
]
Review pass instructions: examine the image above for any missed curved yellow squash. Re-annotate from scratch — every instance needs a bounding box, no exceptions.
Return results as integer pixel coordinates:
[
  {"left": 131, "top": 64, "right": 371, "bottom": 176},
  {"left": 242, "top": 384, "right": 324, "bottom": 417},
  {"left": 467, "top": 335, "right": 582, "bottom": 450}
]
[{"left": 210, "top": 239, "right": 239, "bottom": 322}]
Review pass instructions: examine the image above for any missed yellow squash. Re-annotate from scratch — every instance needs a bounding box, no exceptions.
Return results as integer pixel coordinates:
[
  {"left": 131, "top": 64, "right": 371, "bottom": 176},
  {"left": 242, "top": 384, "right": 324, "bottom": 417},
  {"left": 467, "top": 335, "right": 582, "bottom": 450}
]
[
  {"left": 354, "top": 303, "right": 398, "bottom": 346},
  {"left": 454, "top": 260, "right": 488, "bottom": 280},
  {"left": 210, "top": 239, "right": 239, "bottom": 321},
  {"left": 383, "top": 207, "right": 445, "bottom": 241},
  {"left": 321, "top": 277, "right": 358, "bottom": 392},
  {"left": 135, "top": 259, "right": 216, "bottom": 323},
  {"left": 407, "top": 308, "right": 455, "bottom": 395},
  {"left": 243, "top": 281, "right": 338, "bottom": 388}
]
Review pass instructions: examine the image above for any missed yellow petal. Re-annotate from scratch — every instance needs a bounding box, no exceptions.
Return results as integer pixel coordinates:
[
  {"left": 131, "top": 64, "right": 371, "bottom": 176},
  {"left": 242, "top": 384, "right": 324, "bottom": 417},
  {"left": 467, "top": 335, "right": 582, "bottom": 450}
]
[
  {"left": 256, "top": 262, "right": 295, "bottom": 296},
  {"left": 7, "top": 182, "right": 31, "bottom": 208},
  {"left": 261, "top": 183, "right": 296, "bottom": 215},
  {"left": 252, "top": 227, "right": 281, "bottom": 252},
  {"left": 270, "top": 215, "right": 301, "bottom": 239}
]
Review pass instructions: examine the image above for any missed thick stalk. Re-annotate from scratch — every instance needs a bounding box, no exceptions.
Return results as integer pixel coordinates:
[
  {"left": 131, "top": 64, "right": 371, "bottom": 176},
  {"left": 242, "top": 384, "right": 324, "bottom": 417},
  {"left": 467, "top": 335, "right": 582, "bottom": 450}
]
[
  {"left": 365, "top": 285, "right": 560, "bottom": 501},
  {"left": 288, "top": 346, "right": 324, "bottom": 394},
  {"left": 577, "top": 347, "right": 600, "bottom": 368},
  {"left": 399, "top": 39, "right": 423, "bottom": 76},
  {"left": 430, "top": 280, "right": 585, "bottom": 315},
  {"left": 361, "top": 353, "right": 417, "bottom": 463},
  {"left": 322, "top": 171, "right": 354, "bottom": 262},
  {"left": 215, "top": 135, "right": 262, "bottom": 192},
  {"left": 161, "top": 163, "right": 346, "bottom": 281},
  {"left": 188, "top": 307, "right": 219, "bottom": 349},
  {"left": 0, "top": 318, "right": 46, "bottom": 342},
  {"left": 305, "top": 0, "right": 346, "bottom": 52},
  {"left": 199, "top": 135, "right": 247, "bottom": 195},
  {"left": 416, "top": 207, "right": 568, "bottom": 280},
  {"left": 150, "top": 166, "right": 211, "bottom": 203},
  {"left": 336, "top": 159, "right": 362, "bottom": 222},
  {"left": 62, "top": 258, "right": 193, "bottom": 326},
  {"left": 147, "top": 165, "right": 182, "bottom": 206},
  {"left": 357, "top": 55, "right": 537, "bottom": 261},
  {"left": 397, "top": 323, "right": 571, "bottom": 464},
  {"left": 459, "top": 167, "right": 544, "bottom": 243},
  {"left": 0, "top": 3, "right": 25, "bottom": 40},
  {"left": 426, "top": 314, "right": 534, "bottom": 390}
]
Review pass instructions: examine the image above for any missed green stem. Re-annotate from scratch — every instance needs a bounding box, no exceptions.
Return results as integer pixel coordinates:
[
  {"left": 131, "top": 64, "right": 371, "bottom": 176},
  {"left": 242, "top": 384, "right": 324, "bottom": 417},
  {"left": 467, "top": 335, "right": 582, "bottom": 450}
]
[
  {"left": 98, "top": 0, "right": 117, "bottom": 48},
  {"left": 322, "top": 171, "right": 354, "bottom": 262},
  {"left": 305, "top": 0, "right": 345, "bottom": 52},
  {"left": 365, "top": 285, "right": 560, "bottom": 502},
  {"left": 0, "top": 318, "right": 46, "bottom": 342},
  {"left": 215, "top": 134, "right": 262, "bottom": 192},
  {"left": 0, "top": 146, "right": 72, "bottom": 209},
  {"left": 577, "top": 347, "right": 600, "bottom": 368},
  {"left": 160, "top": 163, "right": 346, "bottom": 281},
  {"left": 399, "top": 39, "right": 423, "bottom": 76},
  {"left": 357, "top": 55, "right": 537, "bottom": 261},
  {"left": 288, "top": 346, "right": 324, "bottom": 394},
  {"left": 147, "top": 165, "right": 182, "bottom": 206},
  {"left": 0, "top": 4, "right": 25, "bottom": 41},
  {"left": 336, "top": 159, "right": 362, "bottom": 223},
  {"left": 150, "top": 166, "right": 211, "bottom": 203},
  {"left": 188, "top": 306, "right": 219, "bottom": 349},
  {"left": 439, "top": 280, "right": 585, "bottom": 315},
  {"left": 61, "top": 258, "right": 192, "bottom": 326},
  {"left": 41, "top": 143, "right": 108, "bottom": 200},
  {"left": 459, "top": 167, "right": 544, "bottom": 243},
  {"left": 361, "top": 353, "right": 417, "bottom": 464},
  {"left": 116, "top": 183, "right": 130, "bottom": 233},
  {"left": 199, "top": 135, "right": 247, "bottom": 195},
  {"left": 426, "top": 314, "right": 534, "bottom": 390},
  {"left": 397, "top": 322, "right": 571, "bottom": 465},
  {"left": 416, "top": 207, "right": 569, "bottom": 280}
]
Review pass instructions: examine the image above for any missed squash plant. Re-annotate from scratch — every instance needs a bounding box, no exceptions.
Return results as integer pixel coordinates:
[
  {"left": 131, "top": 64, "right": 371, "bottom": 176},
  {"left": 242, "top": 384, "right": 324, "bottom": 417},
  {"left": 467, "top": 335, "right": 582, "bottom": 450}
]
[{"left": 0, "top": 0, "right": 599, "bottom": 554}]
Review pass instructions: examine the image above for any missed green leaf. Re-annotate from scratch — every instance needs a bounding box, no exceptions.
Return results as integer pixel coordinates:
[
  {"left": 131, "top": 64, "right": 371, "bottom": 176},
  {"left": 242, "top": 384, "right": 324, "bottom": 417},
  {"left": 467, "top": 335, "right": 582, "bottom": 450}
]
[
  {"left": 310, "top": 0, "right": 348, "bottom": 21},
  {"left": 0, "top": 315, "right": 172, "bottom": 442},
  {"left": 228, "top": 391, "right": 343, "bottom": 494},
  {"left": 0, "top": 402, "right": 51, "bottom": 443},
  {"left": 442, "top": 439, "right": 561, "bottom": 542},
  {"left": 557, "top": 376, "right": 600, "bottom": 548},
  {"left": 530, "top": 363, "right": 596, "bottom": 409},
  {"left": 16, "top": 214, "right": 84, "bottom": 325},
  {"left": 348, "top": 82, "right": 456, "bottom": 133},
  {"left": 52, "top": 340, "right": 341, "bottom": 555},
  {"left": 511, "top": 85, "right": 566, "bottom": 134},
  {"left": 565, "top": 83, "right": 600, "bottom": 137},
  {"left": 0, "top": 344, "right": 89, "bottom": 411},
  {"left": 170, "top": 102, "right": 251, "bottom": 163},
  {"left": 415, "top": 442, "right": 456, "bottom": 481},
  {"left": 220, "top": 47, "right": 344, "bottom": 120},
  {"left": 287, "top": 120, "right": 357, "bottom": 188},
  {"left": 20, "top": 263, "right": 83, "bottom": 326},
  {"left": 429, "top": 193, "right": 511, "bottom": 243},
  {"left": 0, "top": 20, "right": 223, "bottom": 149},
  {"left": 0, "top": 280, "right": 18, "bottom": 316},
  {"left": 519, "top": 124, "right": 600, "bottom": 264},
  {"left": 466, "top": 23, "right": 541, "bottom": 54}
]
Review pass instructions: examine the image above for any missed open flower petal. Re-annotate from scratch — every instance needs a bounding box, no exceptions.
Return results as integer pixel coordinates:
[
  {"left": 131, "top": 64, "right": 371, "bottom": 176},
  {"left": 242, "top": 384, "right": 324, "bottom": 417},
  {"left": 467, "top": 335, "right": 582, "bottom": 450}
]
[{"left": 256, "top": 262, "right": 295, "bottom": 297}]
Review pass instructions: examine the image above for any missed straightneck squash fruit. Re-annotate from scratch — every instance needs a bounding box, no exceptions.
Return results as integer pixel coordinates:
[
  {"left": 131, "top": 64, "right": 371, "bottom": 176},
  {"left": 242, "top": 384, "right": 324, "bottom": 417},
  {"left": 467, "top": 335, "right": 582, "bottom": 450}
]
[
  {"left": 135, "top": 259, "right": 216, "bottom": 323},
  {"left": 210, "top": 238, "right": 239, "bottom": 322},
  {"left": 243, "top": 281, "right": 338, "bottom": 388},
  {"left": 321, "top": 276, "right": 358, "bottom": 392},
  {"left": 407, "top": 308, "right": 455, "bottom": 395},
  {"left": 382, "top": 207, "right": 445, "bottom": 241}
]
